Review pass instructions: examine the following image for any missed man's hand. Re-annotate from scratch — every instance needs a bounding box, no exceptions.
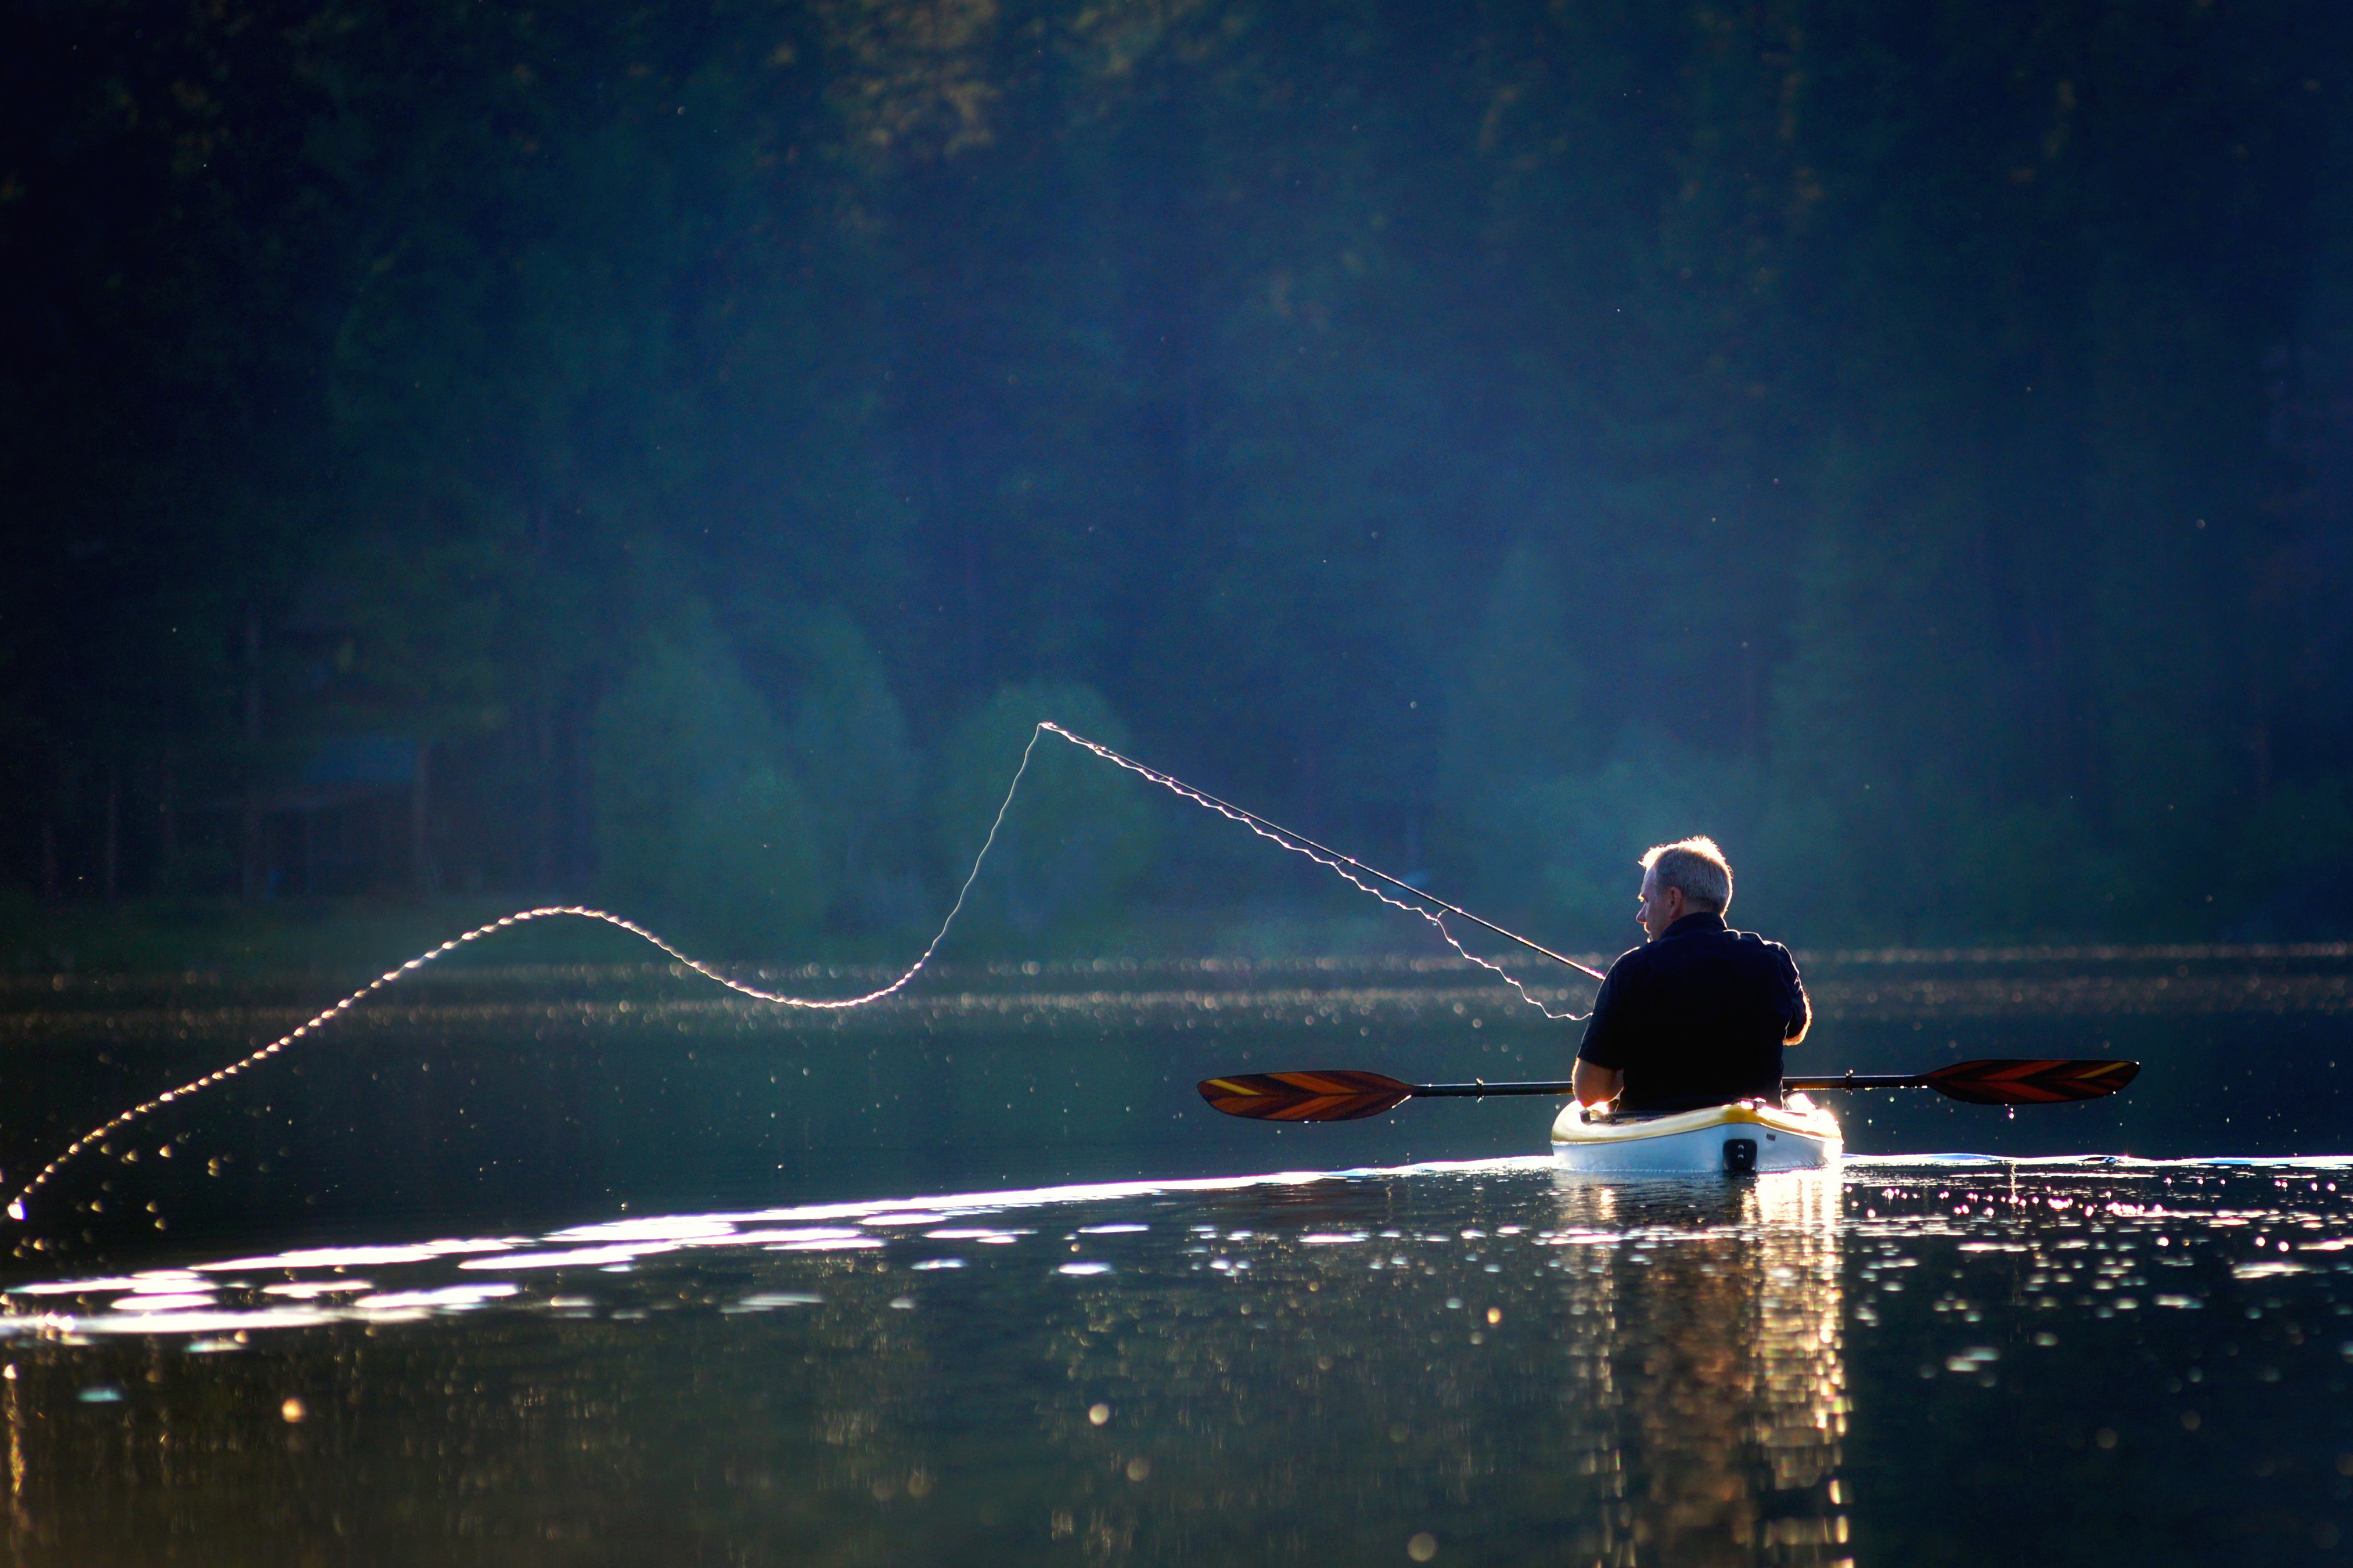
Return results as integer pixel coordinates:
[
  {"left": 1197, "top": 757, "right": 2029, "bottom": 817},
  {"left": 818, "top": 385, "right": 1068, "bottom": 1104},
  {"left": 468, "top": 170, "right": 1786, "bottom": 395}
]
[{"left": 1573, "top": 1058, "right": 1622, "bottom": 1108}]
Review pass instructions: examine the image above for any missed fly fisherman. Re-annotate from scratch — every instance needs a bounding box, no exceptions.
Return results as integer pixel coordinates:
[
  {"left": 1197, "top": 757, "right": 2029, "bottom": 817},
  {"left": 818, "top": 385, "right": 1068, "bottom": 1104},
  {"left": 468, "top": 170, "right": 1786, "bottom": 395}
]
[{"left": 1571, "top": 837, "right": 1809, "bottom": 1116}]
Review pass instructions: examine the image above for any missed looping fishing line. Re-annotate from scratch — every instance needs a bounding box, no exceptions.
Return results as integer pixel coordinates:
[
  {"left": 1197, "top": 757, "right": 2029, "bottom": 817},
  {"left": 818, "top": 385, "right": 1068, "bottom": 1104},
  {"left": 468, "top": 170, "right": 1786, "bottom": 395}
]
[
  {"left": 1036, "top": 724, "right": 1602, "bottom": 1010},
  {"left": 6, "top": 730, "right": 1046, "bottom": 1222},
  {"left": 8, "top": 723, "right": 1592, "bottom": 1221}
]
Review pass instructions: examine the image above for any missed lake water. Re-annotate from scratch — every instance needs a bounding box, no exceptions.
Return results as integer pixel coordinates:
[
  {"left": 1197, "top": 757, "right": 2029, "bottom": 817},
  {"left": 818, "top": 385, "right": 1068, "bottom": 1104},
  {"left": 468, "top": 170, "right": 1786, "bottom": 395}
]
[{"left": 0, "top": 950, "right": 2347, "bottom": 1563}]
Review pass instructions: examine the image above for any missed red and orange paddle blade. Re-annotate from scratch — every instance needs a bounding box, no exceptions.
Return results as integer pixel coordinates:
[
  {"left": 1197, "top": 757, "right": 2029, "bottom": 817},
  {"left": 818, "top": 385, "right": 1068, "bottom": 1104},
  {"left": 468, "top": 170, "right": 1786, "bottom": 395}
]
[
  {"left": 1197, "top": 1070, "right": 1416, "bottom": 1121},
  {"left": 1923, "top": 1058, "right": 2140, "bottom": 1105}
]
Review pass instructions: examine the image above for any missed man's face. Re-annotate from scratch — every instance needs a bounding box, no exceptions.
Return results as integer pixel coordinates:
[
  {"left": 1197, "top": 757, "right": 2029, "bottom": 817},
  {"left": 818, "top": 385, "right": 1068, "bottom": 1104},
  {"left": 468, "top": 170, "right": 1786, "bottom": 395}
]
[{"left": 1636, "top": 868, "right": 1685, "bottom": 941}]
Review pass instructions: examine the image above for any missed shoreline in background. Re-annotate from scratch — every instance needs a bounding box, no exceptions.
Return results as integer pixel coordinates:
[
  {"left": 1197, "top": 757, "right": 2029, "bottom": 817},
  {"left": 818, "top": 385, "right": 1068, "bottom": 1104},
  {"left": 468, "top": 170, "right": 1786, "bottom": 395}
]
[
  {"left": 9, "top": 893, "right": 2348, "bottom": 984},
  {"left": 1, "top": 940, "right": 2345, "bottom": 1028}
]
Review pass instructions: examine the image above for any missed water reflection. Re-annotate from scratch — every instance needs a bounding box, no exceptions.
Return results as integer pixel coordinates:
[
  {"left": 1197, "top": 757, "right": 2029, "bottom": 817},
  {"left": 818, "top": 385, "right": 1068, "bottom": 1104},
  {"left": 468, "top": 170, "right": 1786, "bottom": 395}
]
[
  {"left": 0, "top": 1161, "right": 1861, "bottom": 1563},
  {"left": 4, "top": 1161, "right": 2352, "bottom": 1563},
  {"left": 1545, "top": 1173, "right": 1848, "bottom": 1566}
]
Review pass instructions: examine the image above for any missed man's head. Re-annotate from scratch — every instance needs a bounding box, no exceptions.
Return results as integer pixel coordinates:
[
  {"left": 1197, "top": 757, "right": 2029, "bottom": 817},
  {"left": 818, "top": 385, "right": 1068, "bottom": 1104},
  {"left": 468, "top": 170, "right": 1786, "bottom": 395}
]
[{"left": 1636, "top": 836, "right": 1733, "bottom": 940}]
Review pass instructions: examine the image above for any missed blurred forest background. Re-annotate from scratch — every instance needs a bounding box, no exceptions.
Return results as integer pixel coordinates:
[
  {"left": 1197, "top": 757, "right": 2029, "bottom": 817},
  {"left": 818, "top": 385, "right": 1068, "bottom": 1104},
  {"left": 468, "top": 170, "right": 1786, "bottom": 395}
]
[{"left": 6, "top": 0, "right": 2352, "bottom": 962}]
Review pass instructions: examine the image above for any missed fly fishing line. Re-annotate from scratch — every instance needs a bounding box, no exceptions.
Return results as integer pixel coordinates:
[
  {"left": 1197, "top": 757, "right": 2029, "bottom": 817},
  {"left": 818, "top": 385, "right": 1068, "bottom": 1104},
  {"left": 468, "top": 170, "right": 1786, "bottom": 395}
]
[{"left": 9, "top": 723, "right": 1596, "bottom": 1221}]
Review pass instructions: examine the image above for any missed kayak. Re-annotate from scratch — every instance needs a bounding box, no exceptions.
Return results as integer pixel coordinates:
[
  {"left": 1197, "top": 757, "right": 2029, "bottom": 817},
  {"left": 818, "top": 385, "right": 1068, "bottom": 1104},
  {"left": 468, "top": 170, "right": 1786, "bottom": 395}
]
[{"left": 1549, "top": 1094, "right": 1841, "bottom": 1175}]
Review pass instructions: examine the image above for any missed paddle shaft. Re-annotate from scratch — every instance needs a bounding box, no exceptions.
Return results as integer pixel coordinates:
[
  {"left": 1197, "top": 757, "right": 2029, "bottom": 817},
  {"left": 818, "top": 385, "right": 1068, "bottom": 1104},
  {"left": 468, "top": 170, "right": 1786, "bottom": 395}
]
[
  {"left": 1786, "top": 1072, "right": 1939, "bottom": 1092},
  {"left": 1376, "top": 1074, "right": 1934, "bottom": 1099},
  {"left": 1200, "top": 1058, "right": 2135, "bottom": 1120}
]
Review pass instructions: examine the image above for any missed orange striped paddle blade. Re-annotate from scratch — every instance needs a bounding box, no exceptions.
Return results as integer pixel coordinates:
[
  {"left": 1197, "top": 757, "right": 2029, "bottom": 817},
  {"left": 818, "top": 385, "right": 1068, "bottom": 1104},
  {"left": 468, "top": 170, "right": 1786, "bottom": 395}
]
[
  {"left": 1924, "top": 1058, "right": 2140, "bottom": 1105},
  {"left": 1197, "top": 1070, "right": 1416, "bottom": 1121}
]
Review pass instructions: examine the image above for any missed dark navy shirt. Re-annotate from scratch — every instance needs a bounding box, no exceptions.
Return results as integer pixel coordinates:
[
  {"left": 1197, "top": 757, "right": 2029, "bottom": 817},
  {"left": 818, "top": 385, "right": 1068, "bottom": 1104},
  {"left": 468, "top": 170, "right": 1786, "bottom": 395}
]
[{"left": 1575, "top": 911, "right": 1809, "bottom": 1114}]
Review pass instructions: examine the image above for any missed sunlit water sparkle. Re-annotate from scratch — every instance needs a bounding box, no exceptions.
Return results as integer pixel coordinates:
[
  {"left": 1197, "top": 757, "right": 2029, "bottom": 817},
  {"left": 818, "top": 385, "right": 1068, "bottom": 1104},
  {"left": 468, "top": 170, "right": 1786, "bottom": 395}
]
[{"left": 1, "top": 1156, "right": 2350, "bottom": 1565}]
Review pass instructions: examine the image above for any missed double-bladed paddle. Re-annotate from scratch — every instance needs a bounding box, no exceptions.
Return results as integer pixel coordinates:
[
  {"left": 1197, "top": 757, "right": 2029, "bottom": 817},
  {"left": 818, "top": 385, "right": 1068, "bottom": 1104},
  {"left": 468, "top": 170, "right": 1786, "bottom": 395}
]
[{"left": 1196, "top": 1058, "right": 2140, "bottom": 1122}]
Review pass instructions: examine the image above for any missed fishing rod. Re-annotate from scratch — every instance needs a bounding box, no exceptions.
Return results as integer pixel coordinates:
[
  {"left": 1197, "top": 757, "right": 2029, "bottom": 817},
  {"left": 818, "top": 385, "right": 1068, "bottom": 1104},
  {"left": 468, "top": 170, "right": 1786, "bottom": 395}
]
[{"left": 1041, "top": 724, "right": 1608, "bottom": 983}]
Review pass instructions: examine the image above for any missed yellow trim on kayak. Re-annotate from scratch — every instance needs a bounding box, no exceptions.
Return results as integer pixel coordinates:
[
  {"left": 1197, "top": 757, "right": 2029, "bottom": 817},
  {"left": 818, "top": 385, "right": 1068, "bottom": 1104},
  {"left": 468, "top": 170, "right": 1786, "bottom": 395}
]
[{"left": 1550, "top": 1095, "right": 1840, "bottom": 1146}]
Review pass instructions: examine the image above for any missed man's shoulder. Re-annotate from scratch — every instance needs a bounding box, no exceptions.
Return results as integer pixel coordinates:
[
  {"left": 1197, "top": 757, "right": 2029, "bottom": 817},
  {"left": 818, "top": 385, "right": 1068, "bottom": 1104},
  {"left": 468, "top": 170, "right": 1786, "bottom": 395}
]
[
  {"left": 1602, "top": 927, "right": 1800, "bottom": 981},
  {"left": 1724, "top": 926, "right": 1802, "bottom": 968},
  {"left": 1601, "top": 943, "right": 1652, "bottom": 979}
]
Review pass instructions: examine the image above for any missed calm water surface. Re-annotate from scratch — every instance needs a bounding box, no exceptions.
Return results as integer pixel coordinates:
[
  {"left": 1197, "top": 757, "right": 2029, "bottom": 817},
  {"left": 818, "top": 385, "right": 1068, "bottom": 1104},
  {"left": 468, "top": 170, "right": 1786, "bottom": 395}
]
[
  {"left": 0, "top": 959, "right": 2348, "bottom": 1564},
  {"left": 2, "top": 1159, "right": 2351, "bottom": 1565}
]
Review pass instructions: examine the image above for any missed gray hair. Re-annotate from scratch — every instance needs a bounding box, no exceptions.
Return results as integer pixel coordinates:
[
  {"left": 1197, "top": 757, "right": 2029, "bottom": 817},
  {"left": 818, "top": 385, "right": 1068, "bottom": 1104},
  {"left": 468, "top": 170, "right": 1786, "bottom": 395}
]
[{"left": 1640, "top": 836, "right": 1732, "bottom": 913}]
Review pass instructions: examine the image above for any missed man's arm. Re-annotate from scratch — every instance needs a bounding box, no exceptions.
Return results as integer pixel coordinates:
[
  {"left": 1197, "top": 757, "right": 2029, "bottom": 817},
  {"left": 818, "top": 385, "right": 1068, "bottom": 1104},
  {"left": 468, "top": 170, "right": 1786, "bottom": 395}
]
[
  {"left": 1576, "top": 961, "right": 1631, "bottom": 1105},
  {"left": 1783, "top": 955, "right": 1811, "bottom": 1045},
  {"left": 1573, "top": 1058, "right": 1622, "bottom": 1107}
]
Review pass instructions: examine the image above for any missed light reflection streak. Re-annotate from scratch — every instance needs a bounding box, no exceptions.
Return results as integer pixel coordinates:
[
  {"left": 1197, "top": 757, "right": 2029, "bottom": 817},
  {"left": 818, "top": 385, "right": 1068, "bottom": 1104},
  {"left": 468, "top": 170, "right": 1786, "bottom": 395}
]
[
  {"left": 459, "top": 1244, "right": 680, "bottom": 1271},
  {"left": 42, "top": 1307, "right": 343, "bottom": 1336},
  {"left": 193, "top": 1240, "right": 517, "bottom": 1272},
  {"left": 546, "top": 1216, "right": 739, "bottom": 1243},
  {"left": 352, "top": 1285, "right": 520, "bottom": 1311},
  {"left": 23, "top": 1153, "right": 2308, "bottom": 1354},
  {"left": 103, "top": 1295, "right": 214, "bottom": 1314},
  {"left": 4, "top": 1365, "right": 21, "bottom": 1539},
  {"left": 5, "top": 1161, "right": 2353, "bottom": 1559},
  {"left": 688, "top": 1228, "right": 866, "bottom": 1246},
  {"left": 0, "top": 1155, "right": 1562, "bottom": 1344},
  {"left": 1549, "top": 1171, "right": 1849, "bottom": 1565}
]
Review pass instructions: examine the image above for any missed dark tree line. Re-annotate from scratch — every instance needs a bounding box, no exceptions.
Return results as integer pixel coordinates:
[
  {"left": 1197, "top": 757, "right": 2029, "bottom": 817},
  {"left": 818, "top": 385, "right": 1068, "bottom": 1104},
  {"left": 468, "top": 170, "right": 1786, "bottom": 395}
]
[{"left": 5, "top": 0, "right": 2350, "bottom": 951}]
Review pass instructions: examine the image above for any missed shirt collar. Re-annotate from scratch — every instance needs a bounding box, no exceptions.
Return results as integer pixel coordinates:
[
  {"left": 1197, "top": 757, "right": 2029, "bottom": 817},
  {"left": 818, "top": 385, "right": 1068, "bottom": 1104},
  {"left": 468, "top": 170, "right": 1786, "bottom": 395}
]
[{"left": 1660, "top": 911, "right": 1728, "bottom": 940}]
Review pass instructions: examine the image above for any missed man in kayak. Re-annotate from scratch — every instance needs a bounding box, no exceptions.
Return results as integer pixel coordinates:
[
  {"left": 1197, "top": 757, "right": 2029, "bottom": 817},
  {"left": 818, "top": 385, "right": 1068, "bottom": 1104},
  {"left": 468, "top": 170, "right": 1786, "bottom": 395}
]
[{"left": 1571, "top": 836, "right": 1809, "bottom": 1116}]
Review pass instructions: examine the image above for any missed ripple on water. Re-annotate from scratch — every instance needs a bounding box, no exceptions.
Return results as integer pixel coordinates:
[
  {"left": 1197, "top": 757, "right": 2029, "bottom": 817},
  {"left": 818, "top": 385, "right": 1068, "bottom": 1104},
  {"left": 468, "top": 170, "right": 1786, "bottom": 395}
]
[{"left": 1, "top": 1156, "right": 2351, "bottom": 1564}]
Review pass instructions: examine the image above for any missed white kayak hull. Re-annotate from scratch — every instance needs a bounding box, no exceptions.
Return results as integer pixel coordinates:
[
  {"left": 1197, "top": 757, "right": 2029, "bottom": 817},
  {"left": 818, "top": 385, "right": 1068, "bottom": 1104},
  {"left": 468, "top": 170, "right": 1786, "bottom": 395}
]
[{"left": 1550, "top": 1095, "right": 1841, "bottom": 1175}]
